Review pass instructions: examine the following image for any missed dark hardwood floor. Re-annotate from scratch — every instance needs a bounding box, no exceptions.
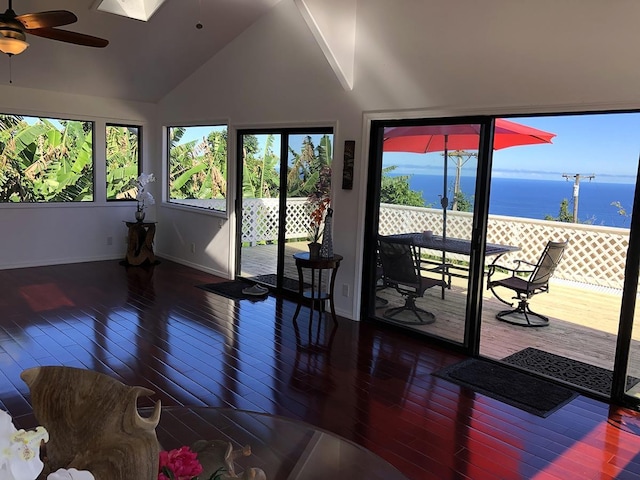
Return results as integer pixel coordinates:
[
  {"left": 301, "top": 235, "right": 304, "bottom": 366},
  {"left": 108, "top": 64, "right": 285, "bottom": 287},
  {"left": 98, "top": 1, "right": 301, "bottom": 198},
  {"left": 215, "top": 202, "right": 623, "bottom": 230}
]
[{"left": 2, "top": 259, "right": 640, "bottom": 479}]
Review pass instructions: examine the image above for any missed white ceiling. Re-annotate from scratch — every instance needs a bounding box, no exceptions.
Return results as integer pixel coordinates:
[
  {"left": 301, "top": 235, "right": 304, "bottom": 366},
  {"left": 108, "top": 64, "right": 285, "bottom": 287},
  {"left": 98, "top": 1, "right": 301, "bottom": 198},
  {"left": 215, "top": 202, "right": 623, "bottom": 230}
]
[{"left": 0, "top": 0, "right": 282, "bottom": 102}]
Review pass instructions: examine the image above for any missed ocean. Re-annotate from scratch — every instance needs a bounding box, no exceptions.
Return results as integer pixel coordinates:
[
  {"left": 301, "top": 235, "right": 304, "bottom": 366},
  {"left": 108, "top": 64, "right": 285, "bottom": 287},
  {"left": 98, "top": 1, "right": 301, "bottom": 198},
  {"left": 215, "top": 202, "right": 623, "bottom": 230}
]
[{"left": 401, "top": 174, "right": 635, "bottom": 228}]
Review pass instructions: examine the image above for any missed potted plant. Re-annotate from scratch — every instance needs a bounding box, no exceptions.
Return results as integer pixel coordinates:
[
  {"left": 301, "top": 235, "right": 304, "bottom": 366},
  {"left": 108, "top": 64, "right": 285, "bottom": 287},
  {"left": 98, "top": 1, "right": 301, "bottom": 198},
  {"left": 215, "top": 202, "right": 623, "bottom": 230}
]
[
  {"left": 134, "top": 172, "right": 155, "bottom": 222},
  {"left": 307, "top": 216, "right": 324, "bottom": 259}
]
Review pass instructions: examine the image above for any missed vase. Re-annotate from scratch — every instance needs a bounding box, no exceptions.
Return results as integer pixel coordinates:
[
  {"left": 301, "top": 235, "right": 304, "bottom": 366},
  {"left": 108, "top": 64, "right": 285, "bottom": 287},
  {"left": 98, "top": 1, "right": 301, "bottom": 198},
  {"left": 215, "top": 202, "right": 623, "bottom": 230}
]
[
  {"left": 308, "top": 242, "right": 321, "bottom": 259},
  {"left": 320, "top": 208, "right": 334, "bottom": 258},
  {"left": 135, "top": 210, "right": 145, "bottom": 222}
]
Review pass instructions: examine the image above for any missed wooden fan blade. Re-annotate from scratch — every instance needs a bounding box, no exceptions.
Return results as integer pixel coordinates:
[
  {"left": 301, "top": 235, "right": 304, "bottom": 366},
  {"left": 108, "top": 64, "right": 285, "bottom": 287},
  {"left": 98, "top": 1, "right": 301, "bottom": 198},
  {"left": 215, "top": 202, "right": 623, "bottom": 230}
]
[
  {"left": 17, "top": 11, "right": 77, "bottom": 29},
  {"left": 27, "top": 27, "right": 108, "bottom": 48}
]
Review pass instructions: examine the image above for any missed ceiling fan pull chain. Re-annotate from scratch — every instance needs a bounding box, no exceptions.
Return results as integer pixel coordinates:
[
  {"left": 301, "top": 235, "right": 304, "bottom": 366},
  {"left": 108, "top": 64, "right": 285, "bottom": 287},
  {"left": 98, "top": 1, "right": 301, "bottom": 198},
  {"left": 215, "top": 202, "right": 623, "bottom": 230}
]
[{"left": 8, "top": 54, "right": 12, "bottom": 84}]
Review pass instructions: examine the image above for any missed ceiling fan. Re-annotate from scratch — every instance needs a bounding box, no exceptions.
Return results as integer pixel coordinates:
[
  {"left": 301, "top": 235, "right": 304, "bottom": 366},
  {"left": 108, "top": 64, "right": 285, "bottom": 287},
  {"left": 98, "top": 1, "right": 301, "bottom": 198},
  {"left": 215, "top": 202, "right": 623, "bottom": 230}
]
[{"left": 0, "top": 0, "right": 108, "bottom": 56}]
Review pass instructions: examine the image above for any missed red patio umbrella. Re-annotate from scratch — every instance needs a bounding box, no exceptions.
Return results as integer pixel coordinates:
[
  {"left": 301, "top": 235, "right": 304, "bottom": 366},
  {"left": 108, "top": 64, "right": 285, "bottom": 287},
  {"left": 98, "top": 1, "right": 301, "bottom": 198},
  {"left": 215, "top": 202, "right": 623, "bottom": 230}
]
[
  {"left": 383, "top": 118, "right": 556, "bottom": 213},
  {"left": 383, "top": 118, "right": 556, "bottom": 153},
  {"left": 382, "top": 118, "right": 556, "bottom": 274}
]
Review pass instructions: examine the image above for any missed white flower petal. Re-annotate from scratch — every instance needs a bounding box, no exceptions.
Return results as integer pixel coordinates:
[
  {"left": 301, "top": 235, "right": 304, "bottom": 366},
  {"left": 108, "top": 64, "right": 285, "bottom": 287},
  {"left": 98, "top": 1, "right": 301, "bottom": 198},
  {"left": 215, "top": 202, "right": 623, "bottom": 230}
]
[
  {"left": 0, "top": 411, "right": 48, "bottom": 480},
  {"left": 48, "top": 468, "right": 95, "bottom": 480},
  {"left": 0, "top": 411, "right": 17, "bottom": 437},
  {"left": 136, "top": 172, "right": 156, "bottom": 188},
  {"left": 8, "top": 452, "right": 43, "bottom": 480}
]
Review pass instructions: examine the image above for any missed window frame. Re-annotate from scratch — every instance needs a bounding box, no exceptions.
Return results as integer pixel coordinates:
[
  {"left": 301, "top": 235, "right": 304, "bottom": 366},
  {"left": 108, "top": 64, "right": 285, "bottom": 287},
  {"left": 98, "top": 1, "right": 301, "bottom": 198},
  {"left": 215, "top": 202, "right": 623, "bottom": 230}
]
[{"left": 166, "top": 123, "right": 230, "bottom": 214}]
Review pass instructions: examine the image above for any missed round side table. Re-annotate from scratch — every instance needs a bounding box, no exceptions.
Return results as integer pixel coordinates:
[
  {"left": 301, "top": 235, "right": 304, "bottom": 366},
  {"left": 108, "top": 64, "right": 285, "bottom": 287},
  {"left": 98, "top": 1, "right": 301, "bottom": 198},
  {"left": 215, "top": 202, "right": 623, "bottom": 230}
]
[{"left": 292, "top": 252, "right": 343, "bottom": 326}]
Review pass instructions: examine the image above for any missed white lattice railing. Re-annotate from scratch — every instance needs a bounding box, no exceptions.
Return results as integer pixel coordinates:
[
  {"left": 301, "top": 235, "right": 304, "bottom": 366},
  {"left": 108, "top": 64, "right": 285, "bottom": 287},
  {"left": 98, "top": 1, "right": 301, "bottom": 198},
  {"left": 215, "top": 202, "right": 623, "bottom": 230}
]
[
  {"left": 178, "top": 198, "right": 631, "bottom": 290},
  {"left": 240, "top": 197, "right": 309, "bottom": 245},
  {"left": 170, "top": 197, "right": 311, "bottom": 245},
  {"left": 379, "top": 203, "right": 630, "bottom": 290}
]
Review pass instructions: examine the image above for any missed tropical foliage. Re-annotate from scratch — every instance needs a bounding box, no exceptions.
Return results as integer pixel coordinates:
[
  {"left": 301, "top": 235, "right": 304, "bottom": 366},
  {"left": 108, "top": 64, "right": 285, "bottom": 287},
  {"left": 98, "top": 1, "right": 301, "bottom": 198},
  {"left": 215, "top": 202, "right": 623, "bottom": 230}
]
[
  {"left": 168, "top": 126, "right": 228, "bottom": 209},
  {"left": 241, "top": 133, "right": 280, "bottom": 199},
  {"left": 287, "top": 134, "right": 332, "bottom": 198},
  {"left": 106, "top": 125, "right": 140, "bottom": 201},
  {"left": 286, "top": 135, "right": 333, "bottom": 242},
  {"left": 452, "top": 189, "right": 473, "bottom": 212},
  {"left": 380, "top": 166, "right": 424, "bottom": 207},
  {"left": 545, "top": 199, "right": 573, "bottom": 222},
  {"left": 0, "top": 115, "right": 93, "bottom": 202}
]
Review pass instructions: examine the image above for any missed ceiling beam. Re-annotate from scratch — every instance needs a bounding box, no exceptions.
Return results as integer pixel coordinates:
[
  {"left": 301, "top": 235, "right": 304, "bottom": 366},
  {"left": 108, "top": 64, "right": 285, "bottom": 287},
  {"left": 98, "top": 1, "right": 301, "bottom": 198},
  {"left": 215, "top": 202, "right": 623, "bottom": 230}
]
[{"left": 295, "top": 0, "right": 356, "bottom": 91}]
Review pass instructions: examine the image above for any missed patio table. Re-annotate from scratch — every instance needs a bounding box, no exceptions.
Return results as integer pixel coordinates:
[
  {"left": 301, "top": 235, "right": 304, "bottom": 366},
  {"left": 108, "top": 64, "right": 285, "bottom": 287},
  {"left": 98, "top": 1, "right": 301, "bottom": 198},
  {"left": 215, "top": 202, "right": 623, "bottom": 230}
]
[{"left": 384, "top": 232, "right": 520, "bottom": 296}]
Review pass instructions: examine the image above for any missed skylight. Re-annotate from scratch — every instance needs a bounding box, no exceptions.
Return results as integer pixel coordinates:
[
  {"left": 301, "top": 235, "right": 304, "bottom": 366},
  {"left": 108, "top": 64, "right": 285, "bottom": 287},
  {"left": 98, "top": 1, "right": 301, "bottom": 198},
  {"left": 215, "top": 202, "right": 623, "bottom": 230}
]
[{"left": 94, "top": 0, "right": 167, "bottom": 22}]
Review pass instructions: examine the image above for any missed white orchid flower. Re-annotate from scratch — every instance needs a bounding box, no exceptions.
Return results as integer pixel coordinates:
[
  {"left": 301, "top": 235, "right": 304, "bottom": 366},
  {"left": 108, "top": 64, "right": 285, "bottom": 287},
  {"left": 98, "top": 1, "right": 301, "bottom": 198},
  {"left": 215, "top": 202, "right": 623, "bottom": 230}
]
[
  {"left": 0, "top": 410, "right": 49, "bottom": 480},
  {"left": 47, "top": 468, "right": 95, "bottom": 480},
  {"left": 136, "top": 172, "right": 155, "bottom": 188},
  {"left": 136, "top": 190, "right": 155, "bottom": 206}
]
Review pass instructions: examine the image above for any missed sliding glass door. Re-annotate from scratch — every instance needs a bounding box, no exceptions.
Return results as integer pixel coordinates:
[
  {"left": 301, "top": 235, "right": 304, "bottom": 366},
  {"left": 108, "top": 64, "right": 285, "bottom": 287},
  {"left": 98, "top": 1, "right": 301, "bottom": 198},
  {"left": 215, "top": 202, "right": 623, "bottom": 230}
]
[
  {"left": 364, "top": 118, "right": 490, "bottom": 346},
  {"left": 236, "top": 128, "right": 333, "bottom": 293},
  {"left": 480, "top": 112, "right": 640, "bottom": 401},
  {"left": 365, "top": 111, "right": 640, "bottom": 404}
]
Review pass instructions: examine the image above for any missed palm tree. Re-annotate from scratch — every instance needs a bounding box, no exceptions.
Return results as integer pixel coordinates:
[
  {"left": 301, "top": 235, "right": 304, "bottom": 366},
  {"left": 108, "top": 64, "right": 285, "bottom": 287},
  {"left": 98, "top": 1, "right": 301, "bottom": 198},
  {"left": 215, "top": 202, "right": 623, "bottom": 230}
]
[{"left": 287, "top": 134, "right": 332, "bottom": 197}]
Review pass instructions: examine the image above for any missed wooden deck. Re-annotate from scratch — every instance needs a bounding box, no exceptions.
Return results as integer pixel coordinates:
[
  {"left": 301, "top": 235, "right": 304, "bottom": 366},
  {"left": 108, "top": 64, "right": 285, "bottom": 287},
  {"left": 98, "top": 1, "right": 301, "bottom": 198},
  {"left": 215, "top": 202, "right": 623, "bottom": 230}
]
[{"left": 240, "top": 242, "right": 640, "bottom": 391}]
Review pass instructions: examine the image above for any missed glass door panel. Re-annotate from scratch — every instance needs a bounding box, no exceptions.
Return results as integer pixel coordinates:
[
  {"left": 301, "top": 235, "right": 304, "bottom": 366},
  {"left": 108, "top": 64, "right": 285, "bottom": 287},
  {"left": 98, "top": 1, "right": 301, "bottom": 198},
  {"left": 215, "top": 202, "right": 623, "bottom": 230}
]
[
  {"left": 481, "top": 113, "right": 640, "bottom": 399},
  {"left": 285, "top": 134, "right": 333, "bottom": 292},
  {"left": 373, "top": 122, "right": 480, "bottom": 344},
  {"left": 624, "top": 278, "right": 640, "bottom": 399},
  {"left": 238, "top": 133, "right": 281, "bottom": 287},
  {"left": 237, "top": 130, "right": 333, "bottom": 293}
]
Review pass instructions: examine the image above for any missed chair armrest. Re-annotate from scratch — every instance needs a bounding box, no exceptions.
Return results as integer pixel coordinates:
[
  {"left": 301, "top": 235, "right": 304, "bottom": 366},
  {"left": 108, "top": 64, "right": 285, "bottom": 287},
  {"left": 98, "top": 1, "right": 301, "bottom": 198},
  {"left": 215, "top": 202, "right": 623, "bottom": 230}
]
[
  {"left": 513, "top": 259, "right": 537, "bottom": 268},
  {"left": 487, "top": 259, "right": 535, "bottom": 278}
]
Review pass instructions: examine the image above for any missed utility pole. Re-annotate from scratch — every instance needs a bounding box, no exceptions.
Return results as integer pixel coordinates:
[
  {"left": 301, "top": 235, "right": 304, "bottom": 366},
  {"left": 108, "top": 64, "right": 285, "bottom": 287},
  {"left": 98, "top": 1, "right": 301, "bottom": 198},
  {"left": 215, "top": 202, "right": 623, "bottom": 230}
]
[
  {"left": 448, "top": 150, "right": 477, "bottom": 211},
  {"left": 562, "top": 173, "right": 595, "bottom": 222}
]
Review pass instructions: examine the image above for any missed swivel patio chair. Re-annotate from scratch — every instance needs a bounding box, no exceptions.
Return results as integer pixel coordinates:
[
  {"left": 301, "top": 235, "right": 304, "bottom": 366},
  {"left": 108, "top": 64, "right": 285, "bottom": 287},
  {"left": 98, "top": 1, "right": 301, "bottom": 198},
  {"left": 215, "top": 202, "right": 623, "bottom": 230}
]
[
  {"left": 487, "top": 240, "right": 568, "bottom": 327},
  {"left": 377, "top": 235, "right": 446, "bottom": 325},
  {"left": 374, "top": 253, "right": 389, "bottom": 309}
]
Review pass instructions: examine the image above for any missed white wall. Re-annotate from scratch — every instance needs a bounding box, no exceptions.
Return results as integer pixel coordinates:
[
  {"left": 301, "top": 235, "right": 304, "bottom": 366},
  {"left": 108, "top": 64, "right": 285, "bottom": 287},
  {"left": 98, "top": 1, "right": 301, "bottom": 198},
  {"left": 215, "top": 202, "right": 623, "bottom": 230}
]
[{"left": 0, "top": 84, "right": 158, "bottom": 269}]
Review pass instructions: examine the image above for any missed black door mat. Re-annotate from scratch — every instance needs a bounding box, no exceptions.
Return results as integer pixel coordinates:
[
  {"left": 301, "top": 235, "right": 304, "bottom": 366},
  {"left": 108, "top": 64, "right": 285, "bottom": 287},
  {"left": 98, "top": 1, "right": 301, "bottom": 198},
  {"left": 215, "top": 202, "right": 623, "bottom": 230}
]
[
  {"left": 502, "top": 347, "right": 640, "bottom": 397},
  {"left": 434, "top": 358, "right": 578, "bottom": 418},
  {"left": 248, "top": 274, "right": 309, "bottom": 291},
  {"left": 197, "top": 280, "right": 269, "bottom": 302}
]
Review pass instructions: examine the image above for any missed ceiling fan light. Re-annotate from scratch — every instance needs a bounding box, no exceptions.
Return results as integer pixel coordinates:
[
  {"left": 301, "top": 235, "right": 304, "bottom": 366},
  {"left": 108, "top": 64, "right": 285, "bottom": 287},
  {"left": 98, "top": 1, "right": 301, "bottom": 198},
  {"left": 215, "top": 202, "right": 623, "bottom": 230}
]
[{"left": 0, "top": 35, "right": 28, "bottom": 55}]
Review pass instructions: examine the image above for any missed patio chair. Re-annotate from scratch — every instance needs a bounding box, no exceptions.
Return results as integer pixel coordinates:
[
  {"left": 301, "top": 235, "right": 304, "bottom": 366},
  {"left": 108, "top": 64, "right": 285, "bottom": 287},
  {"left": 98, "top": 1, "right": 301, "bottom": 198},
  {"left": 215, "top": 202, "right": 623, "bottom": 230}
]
[
  {"left": 377, "top": 235, "right": 446, "bottom": 324},
  {"left": 487, "top": 240, "right": 568, "bottom": 327},
  {"left": 374, "top": 253, "right": 389, "bottom": 309}
]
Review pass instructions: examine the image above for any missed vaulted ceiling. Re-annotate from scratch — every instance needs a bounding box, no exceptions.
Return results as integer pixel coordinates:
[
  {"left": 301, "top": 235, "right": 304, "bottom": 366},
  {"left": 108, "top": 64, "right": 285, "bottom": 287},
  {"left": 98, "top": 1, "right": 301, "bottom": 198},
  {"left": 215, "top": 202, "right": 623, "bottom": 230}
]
[{"left": 0, "top": 0, "right": 282, "bottom": 102}]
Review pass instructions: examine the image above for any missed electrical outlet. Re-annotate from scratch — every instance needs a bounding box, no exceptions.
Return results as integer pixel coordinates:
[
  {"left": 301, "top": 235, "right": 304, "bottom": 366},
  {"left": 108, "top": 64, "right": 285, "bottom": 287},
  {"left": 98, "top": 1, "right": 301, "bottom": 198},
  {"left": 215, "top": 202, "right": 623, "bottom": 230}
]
[
  {"left": 106, "top": 236, "right": 113, "bottom": 246},
  {"left": 190, "top": 243, "right": 196, "bottom": 253},
  {"left": 342, "top": 283, "right": 349, "bottom": 297}
]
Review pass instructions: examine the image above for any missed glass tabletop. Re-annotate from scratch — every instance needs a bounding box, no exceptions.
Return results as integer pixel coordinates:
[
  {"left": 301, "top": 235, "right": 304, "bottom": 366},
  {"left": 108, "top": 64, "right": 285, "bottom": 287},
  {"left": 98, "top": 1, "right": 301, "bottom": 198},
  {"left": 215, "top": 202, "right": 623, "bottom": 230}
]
[{"left": 148, "top": 406, "right": 408, "bottom": 480}]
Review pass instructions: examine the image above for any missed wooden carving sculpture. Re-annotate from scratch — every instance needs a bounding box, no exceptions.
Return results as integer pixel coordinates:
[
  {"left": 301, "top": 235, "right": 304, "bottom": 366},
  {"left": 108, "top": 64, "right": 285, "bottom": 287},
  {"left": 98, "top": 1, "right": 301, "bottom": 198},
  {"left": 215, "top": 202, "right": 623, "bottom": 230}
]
[{"left": 20, "top": 366, "right": 161, "bottom": 480}]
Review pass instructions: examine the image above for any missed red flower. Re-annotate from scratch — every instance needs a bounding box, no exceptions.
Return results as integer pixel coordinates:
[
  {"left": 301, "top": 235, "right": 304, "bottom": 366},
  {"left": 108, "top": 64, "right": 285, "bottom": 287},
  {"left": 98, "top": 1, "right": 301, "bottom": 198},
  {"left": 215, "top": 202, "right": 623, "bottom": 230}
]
[{"left": 158, "top": 446, "right": 203, "bottom": 480}]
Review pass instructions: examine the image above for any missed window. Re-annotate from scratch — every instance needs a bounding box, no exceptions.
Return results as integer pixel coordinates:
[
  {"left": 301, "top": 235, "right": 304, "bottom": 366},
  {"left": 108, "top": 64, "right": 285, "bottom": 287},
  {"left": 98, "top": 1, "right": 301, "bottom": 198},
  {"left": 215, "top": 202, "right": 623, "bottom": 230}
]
[
  {"left": 0, "top": 114, "right": 94, "bottom": 202},
  {"left": 106, "top": 124, "right": 141, "bottom": 201},
  {"left": 168, "top": 125, "right": 228, "bottom": 212}
]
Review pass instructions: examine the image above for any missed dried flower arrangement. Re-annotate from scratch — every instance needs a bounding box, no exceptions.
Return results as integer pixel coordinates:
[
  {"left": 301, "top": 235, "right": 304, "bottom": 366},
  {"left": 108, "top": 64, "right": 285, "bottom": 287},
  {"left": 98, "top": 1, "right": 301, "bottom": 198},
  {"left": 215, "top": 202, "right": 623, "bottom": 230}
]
[{"left": 306, "top": 166, "right": 331, "bottom": 245}]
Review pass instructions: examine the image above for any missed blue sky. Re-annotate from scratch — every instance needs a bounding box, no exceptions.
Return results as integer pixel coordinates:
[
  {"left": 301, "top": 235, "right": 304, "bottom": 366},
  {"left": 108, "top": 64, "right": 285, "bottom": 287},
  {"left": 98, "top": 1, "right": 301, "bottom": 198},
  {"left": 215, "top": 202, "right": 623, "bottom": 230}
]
[{"left": 385, "top": 112, "right": 640, "bottom": 184}]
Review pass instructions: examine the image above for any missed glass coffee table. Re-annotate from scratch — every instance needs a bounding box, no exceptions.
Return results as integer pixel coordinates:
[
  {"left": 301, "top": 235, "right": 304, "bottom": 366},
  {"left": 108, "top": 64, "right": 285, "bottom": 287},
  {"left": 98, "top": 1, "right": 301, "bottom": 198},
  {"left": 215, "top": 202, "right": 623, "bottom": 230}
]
[{"left": 152, "top": 406, "right": 408, "bottom": 480}]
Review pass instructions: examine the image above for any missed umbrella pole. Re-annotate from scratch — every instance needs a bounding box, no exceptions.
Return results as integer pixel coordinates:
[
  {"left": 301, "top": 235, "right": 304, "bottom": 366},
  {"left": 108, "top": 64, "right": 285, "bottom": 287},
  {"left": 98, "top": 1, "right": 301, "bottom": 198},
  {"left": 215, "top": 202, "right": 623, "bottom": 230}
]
[{"left": 441, "top": 135, "right": 448, "bottom": 299}]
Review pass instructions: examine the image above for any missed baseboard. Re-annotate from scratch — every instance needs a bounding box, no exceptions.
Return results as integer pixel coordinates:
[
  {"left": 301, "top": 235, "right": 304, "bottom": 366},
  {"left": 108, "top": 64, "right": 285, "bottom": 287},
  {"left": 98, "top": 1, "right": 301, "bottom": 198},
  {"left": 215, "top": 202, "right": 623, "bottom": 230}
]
[
  {"left": 157, "top": 253, "right": 229, "bottom": 279},
  {"left": 0, "top": 254, "right": 123, "bottom": 271}
]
